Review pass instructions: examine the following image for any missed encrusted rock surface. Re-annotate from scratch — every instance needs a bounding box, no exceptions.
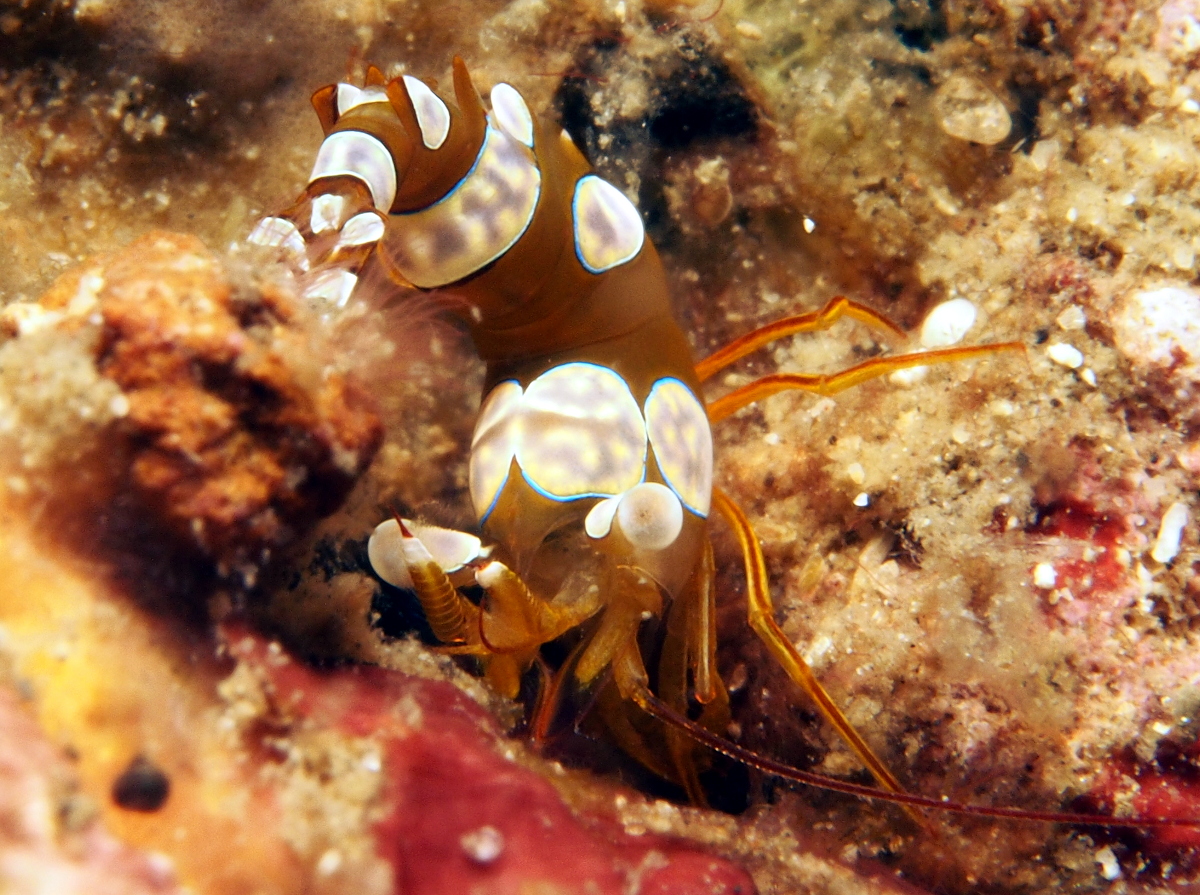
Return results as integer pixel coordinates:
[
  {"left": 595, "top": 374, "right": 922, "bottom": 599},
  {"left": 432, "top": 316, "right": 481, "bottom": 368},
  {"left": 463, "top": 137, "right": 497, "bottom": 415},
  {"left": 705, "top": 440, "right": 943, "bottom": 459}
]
[
  {"left": 1, "top": 0, "right": 1199, "bottom": 893},
  {"left": 1, "top": 231, "right": 382, "bottom": 581},
  {"left": 223, "top": 627, "right": 757, "bottom": 895}
]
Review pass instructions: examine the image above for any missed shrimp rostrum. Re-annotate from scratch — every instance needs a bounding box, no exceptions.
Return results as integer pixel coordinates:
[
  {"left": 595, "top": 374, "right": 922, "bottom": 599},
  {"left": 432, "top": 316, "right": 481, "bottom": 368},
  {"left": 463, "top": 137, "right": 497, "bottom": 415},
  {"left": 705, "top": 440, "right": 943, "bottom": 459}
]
[{"left": 252, "top": 59, "right": 1200, "bottom": 826}]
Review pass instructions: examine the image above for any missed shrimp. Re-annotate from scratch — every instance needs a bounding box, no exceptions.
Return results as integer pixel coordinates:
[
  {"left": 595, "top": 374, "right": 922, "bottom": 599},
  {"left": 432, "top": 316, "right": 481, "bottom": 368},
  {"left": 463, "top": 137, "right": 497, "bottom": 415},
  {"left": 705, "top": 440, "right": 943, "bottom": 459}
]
[{"left": 250, "top": 59, "right": 1200, "bottom": 831}]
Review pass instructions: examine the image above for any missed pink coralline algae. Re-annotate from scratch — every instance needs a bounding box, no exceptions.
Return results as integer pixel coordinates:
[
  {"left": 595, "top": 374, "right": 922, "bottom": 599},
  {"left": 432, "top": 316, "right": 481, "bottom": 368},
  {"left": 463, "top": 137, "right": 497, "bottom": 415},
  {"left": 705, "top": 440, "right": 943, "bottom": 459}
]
[
  {"left": 1111, "top": 284, "right": 1200, "bottom": 410},
  {"left": 1027, "top": 494, "right": 1134, "bottom": 630},
  {"left": 1026, "top": 485, "right": 1200, "bottom": 865},
  {"left": 222, "top": 627, "right": 756, "bottom": 895},
  {"left": 1156, "top": 0, "right": 1200, "bottom": 57},
  {"left": 1088, "top": 746, "right": 1200, "bottom": 861}
]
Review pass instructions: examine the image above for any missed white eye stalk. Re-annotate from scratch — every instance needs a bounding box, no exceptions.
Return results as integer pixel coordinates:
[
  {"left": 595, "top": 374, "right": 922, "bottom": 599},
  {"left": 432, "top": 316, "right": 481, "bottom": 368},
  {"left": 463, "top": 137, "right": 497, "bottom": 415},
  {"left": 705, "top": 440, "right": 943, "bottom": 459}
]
[{"left": 585, "top": 482, "right": 684, "bottom": 552}]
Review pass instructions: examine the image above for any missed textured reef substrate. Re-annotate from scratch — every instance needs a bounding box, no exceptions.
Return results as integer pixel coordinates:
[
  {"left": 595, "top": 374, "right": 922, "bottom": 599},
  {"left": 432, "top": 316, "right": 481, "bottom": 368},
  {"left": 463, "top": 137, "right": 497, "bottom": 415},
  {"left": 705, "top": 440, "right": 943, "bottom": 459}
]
[{"left": 1, "top": 0, "right": 1199, "bottom": 892}]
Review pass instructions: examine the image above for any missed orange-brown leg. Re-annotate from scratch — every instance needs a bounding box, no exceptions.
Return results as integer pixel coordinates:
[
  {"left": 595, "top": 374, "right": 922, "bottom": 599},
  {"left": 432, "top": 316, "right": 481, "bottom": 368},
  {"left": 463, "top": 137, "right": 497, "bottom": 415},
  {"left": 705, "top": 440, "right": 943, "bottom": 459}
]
[
  {"left": 694, "top": 296, "right": 907, "bottom": 382},
  {"left": 707, "top": 341, "right": 1024, "bottom": 423},
  {"left": 710, "top": 487, "right": 925, "bottom": 824},
  {"left": 655, "top": 592, "right": 709, "bottom": 803},
  {"left": 685, "top": 539, "right": 722, "bottom": 706},
  {"left": 390, "top": 519, "right": 479, "bottom": 646}
]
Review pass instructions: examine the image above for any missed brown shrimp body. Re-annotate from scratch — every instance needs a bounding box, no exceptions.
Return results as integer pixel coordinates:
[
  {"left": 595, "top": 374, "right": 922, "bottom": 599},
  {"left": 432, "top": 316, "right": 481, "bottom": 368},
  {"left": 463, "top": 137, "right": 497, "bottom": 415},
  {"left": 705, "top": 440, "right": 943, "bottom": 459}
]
[
  {"left": 250, "top": 61, "right": 730, "bottom": 790},
  {"left": 251, "top": 59, "right": 1046, "bottom": 811}
]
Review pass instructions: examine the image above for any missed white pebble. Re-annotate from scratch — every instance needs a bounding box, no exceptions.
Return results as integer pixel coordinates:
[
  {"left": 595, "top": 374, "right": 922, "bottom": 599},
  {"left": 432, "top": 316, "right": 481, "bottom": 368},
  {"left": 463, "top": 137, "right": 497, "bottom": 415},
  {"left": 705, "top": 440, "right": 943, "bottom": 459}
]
[
  {"left": 360, "top": 751, "right": 381, "bottom": 773},
  {"left": 460, "top": 825, "right": 505, "bottom": 864},
  {"left": 803, "top": 216, "right": 816, "bottom": 233},
  {"left": 1095, "top": 845, "right": 1121, "bottom": 881},
  {"left": 1047, "top": 342, "right": 1084, "bottom": 369},
  {"left": 920, "top": 298, "right": 977, "bottom": 348},
  {"left": 1055, "top": 305, "right": 1086, "bottom": 331},
  {"left": 735, "top": 20, "right": 764, "bottom": 39},
  {"left": 804, "top": 634, "right": 834, "bottom": 666},
  {"left": 935, "top": 76, "right": 1012, "bottom": 145},
  {"left": 316, "top": 849, "right": 343, "bottom": 876},
  {"left": 1032, "top": 562, "right": 1057, "bottom": 589},
  {"left": 889, "top": 366, "right": 927, "bottom": 386},
  {"left": 853, "top": 492, "right": 870, "bottom": 508},
  {"left": 1111, "top": 285, "right": 1200, "bottom": 379},
  {"left": 108, "top": 393, "right": 130, "bottom": 418},
  {"left": 1150, "top": 501, "right": 1189, "bottom": 564},
  {"left": 1028, "top": 139, "right": 1060, "bottom": 171}
]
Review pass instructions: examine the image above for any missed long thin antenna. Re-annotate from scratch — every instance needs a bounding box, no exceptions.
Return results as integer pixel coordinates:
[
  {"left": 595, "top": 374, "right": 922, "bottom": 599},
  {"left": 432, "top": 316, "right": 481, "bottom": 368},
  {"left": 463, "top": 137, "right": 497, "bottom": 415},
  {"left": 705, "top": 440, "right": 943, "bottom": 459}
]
[{"left": 632, "top": 686, "right": 1200, "bottom": 828}]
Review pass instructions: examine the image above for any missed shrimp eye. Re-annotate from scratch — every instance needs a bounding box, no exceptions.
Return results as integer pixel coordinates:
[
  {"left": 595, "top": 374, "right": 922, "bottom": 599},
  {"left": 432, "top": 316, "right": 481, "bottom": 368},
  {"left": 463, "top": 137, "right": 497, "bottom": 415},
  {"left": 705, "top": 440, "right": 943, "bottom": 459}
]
[{"left": 585, "top": 482, "right": 683, "bottom": 551}]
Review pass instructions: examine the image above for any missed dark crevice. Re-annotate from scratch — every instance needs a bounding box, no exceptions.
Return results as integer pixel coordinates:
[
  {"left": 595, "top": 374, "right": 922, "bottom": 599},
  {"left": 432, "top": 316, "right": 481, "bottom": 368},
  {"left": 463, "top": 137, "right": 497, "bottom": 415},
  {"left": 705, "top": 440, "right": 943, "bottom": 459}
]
[{"left": 892, "top": 0, "right": 948, "bottom": 51}]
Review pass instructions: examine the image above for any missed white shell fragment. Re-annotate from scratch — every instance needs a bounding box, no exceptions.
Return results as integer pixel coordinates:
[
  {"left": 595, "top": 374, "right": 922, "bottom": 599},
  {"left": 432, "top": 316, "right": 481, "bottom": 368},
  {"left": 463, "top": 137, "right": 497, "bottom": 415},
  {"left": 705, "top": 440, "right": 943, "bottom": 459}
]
[
  {"left": 1151, "top": 501, "right": 1189, "bottom": 564},
  {"left": 615, "top": 482, "right": 684, "bottom": 551},
  {"left": 572, "top": 175, "right": 645, "bottom": 274},
  {"left": 1046, "top": 342, "right": 1084, "bottom": 369},
  {"left": 309, "top": 130, "right": 398, "bottom": 212},
  {"left": 934, "top": 75, "right": 1012, "bottom": 145},
  {"left": 490, "top": 83, "right": 534, "bottom": 148},
  {"left": 920, "top": 298, "right": 977, "bottom": 348},
  {"left": 893, "top": 296, "right": 979, "bottom": 386},
  {"left": 1111, "top": 285, "right": 1200, "bottom": 385},
  {"left": 247, "top": 216, "right": 309, "bottom": 270},
  {"left": 1032, "top": 562, "right": 1057, "bottom": 589},
  {"left": 1095, "top": 846, "right": 1121, "bottom": 882},
  {"left": 1055, "top": 304, "right": 1087, "bottom": 331},
  {"left": 368, "top": 518, "right": 486, "bottom": 590},
  {"left": 402, "top": 75, "right": 451, "bottom": 150},
  {"left": 643, "top": 377, "right": 712, "bottom": 516},
  {"left": 310, "top": 193, "right": 345, "bottom": 234}
]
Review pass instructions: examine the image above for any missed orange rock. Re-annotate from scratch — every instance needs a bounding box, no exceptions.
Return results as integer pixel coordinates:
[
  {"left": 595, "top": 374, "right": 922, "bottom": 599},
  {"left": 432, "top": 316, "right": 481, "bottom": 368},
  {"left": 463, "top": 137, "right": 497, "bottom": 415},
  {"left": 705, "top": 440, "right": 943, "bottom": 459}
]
[{"left": 33, "top": 231, "right": 383, "bottom": 581}]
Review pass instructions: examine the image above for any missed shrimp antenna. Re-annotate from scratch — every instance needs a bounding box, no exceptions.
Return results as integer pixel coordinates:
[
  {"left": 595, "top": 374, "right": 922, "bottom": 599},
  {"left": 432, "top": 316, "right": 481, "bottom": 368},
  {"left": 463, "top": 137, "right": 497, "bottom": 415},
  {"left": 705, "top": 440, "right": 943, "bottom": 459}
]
[{"left": 631, "top": 685, "right": 1200, "bottom": 828}]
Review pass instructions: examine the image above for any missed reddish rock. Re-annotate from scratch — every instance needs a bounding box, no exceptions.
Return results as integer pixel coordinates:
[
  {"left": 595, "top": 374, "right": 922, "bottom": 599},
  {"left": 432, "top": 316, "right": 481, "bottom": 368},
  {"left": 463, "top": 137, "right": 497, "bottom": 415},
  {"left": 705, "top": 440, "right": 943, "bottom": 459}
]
[
  {"left": 222, "top": 627, "right": 757, "bottom": 895},
  {"left": 1088, "top": 751, "right": 1200, "bottom": 861}
]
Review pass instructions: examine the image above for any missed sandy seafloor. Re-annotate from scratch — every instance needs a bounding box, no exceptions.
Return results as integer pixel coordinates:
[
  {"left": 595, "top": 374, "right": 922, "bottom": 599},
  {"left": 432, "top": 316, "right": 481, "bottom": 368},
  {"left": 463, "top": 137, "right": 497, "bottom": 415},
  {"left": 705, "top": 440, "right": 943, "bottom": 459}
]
[{"left": 1, "top": 0, "right": 1200, "bottom": 892}]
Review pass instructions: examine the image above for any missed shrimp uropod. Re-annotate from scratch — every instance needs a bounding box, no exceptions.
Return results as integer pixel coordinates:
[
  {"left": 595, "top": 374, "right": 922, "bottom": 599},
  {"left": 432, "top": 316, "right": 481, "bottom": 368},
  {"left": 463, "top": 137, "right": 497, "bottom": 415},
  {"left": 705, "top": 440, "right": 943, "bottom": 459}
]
[{"left": 253, "top": 58, "right": 1200, "bottom": 834}]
